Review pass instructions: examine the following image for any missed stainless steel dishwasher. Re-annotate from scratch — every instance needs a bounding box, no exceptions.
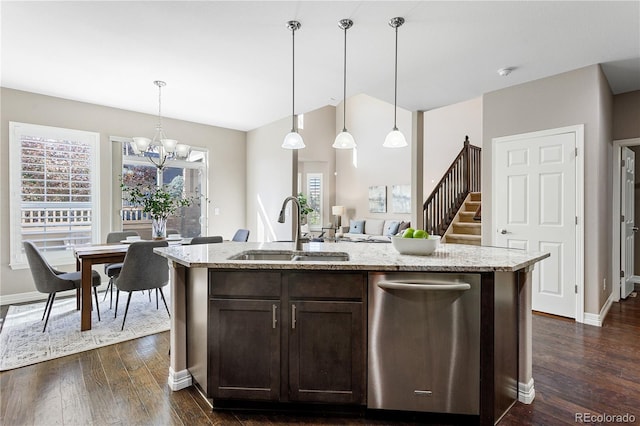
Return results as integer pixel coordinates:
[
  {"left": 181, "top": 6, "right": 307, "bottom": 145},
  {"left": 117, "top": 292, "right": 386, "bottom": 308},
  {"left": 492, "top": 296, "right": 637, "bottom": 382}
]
[{"left": 368, "top": 272, "right": 481, "bottom": 415}]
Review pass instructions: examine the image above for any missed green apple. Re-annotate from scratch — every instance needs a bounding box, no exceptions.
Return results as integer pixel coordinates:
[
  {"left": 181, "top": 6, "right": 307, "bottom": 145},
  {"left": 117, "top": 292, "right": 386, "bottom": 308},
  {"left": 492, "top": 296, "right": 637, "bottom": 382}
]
[
  {"left": 402, "top": 228, "right": 415, "bottom": 238},
  {"left": 413, "top": 229, "right": 428, "bottom": 239}
]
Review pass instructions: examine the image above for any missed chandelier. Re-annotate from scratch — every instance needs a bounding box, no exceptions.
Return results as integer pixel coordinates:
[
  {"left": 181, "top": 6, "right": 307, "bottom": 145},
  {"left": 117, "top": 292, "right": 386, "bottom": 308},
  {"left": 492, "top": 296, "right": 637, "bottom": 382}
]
[{"left": 132, "top": 80, "right": 190, "bottom": 169}]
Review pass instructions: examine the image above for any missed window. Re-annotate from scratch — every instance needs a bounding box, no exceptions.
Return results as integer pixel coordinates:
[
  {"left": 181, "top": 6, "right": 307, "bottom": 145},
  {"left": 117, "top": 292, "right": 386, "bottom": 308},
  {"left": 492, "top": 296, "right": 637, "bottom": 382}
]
[
  {"left": 9, "top": 122, "right": 100, "bottom": 267},
  {"left": 119, "top": 139, "right": 208, "bottom": 238},
  {"left": 306, "top": 173, "right": 323, "bottom": 230}
]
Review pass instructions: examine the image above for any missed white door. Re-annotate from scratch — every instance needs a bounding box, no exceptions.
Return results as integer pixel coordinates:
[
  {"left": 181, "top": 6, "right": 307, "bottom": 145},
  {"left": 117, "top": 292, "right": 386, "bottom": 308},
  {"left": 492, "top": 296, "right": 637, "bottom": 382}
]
[
  {"left": 621, "top": 147, "right": 635, "bottom": 299},
  {"left": 494, "top": 129, "right": 577, "bottom": 318}
]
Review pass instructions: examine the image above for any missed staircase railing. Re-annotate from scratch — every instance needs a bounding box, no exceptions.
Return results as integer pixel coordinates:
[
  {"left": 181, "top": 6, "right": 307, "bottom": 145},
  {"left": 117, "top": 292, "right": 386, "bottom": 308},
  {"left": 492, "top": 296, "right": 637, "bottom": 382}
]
[{"left": 423, "top": 136, "right": 481, "bottom": 236}]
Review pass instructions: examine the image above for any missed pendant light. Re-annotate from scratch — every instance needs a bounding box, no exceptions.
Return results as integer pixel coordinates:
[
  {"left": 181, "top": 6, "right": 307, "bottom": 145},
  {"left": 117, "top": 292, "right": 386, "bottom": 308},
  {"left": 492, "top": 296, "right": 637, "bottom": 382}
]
[
  {"left": 333, "top": 19, "right": 356, "bottom": 149},
  {"left": 383, "top": 17, "right": 408, "bottom": 148},
  {"left": 282, "top": 20, "right": 305, "bottom": 149}
]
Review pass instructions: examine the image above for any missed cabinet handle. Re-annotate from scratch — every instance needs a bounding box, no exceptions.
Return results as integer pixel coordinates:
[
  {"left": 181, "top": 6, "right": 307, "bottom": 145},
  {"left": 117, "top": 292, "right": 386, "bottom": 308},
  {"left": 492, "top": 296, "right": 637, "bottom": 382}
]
[
  {"left": 272, "top": 304, "right": 277, "bottom": 329},
  {"left": 291, "top": 304, "right": 297, "bottom": 329}
]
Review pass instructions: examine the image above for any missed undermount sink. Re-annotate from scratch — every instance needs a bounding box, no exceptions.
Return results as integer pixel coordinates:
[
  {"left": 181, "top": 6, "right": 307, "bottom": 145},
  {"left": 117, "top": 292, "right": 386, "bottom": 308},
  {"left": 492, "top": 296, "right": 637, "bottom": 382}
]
[
  {"left": 228, "top": 250, "right": 295, "bottom": 261},
  {"left": 228, "top": 250, "right": 349, "bottom": 262},
  {"left": 291, "top": 253, "right": 349, "bottom": 262}
]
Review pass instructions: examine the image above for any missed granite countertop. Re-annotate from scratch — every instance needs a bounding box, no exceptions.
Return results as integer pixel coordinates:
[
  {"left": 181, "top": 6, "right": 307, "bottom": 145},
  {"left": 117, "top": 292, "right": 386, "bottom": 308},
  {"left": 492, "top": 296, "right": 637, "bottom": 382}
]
[{"left": 154, "top": 241, "right": 549, "bottom": 272}]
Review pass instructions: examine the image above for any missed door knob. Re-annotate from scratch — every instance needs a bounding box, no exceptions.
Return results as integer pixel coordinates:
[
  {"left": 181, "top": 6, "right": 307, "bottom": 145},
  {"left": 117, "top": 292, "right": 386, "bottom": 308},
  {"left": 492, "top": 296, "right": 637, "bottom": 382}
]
[
  {"left": 633, "top": 226, "right": 639, "bottom": 232},
  {"left": 499, "top": 229, "right": 507, "bottom": 235}
]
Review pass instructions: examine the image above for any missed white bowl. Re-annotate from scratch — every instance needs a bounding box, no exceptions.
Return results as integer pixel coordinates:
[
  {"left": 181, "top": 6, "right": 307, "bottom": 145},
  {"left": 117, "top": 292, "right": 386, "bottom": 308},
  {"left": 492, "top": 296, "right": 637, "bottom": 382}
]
[
  {"left": 126, "top": 236, "right": 141, "bottom": 242},
  {"left": 391, "top": 235, "right": 441, "bottom": 255},
  {"left": 167, "top": 234, "right": 182, "bottom": 241}
]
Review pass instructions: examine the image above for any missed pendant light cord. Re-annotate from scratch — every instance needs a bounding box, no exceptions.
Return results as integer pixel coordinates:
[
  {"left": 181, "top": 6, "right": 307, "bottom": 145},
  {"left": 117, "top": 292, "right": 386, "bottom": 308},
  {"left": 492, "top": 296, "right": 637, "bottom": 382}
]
[
  {"left": 291, "top": 26, "right": 296, "bottom": 133},
  {"left": 157, "top": 82, "right": 163, "bottom": 131},
  {"left": 393, "top": 24, "right": 398, "bottom": 130},
  {"left": 342, "top": 25, "right": 347, "bottom": 132}
]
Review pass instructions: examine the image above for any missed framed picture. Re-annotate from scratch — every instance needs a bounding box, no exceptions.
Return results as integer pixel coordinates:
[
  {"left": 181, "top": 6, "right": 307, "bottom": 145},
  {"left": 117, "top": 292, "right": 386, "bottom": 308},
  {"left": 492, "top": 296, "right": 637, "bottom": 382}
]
[
  {"left": 368, "top": 185, "right": 387, "bottom": 213},
  {"left": 392, "top": 184, "right": 411, "bottom": 213}
]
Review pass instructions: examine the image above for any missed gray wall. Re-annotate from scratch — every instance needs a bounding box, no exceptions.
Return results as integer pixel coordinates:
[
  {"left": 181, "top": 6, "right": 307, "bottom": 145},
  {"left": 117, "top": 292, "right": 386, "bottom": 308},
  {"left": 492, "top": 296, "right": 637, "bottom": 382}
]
[
  {"left": 246, "top": 115, "right": 293, "bottom": 242},
  {"left": 613, "top": 90, "right": 640, "bottom": 141},
  {"left": 0, "top": 88, "right": 246, "bottom": 301},
  {"left": 335, "top": 94, "right": 412, "bottom": 224},
  {"left": 247, "top": 95, "right": 413, "bottom": 242},
  {"left": 423, "top": 97, "right": 483, "bottom": 198},
  {"left": 246, "top": 105, "right": 337, "bottom": 242},
  {"left": 298, "top": 105, "right": 338, "bottom": 229},
  {"left": 481, "top": 64, "right": 613, "bottom": 315}
]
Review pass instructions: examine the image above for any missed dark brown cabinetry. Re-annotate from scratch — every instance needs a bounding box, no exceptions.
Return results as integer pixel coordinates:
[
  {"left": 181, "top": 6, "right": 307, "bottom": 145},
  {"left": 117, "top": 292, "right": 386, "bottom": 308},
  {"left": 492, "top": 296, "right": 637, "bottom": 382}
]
[
  {"left": 287, "top": 272, "right": 365, "bottom": 405},
  {"left": 207, "top": 270, "right": 366, "bottom": 406},
  {"left": 209, "top": 298, "right": 281, "bottom": 401}
]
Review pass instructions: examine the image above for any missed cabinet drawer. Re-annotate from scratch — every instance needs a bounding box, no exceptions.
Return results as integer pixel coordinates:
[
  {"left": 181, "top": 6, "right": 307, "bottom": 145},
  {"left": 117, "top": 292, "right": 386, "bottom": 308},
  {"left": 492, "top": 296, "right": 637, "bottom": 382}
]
[
  {"left": 209, "top": 270, "right": 281, "bottom": 298},
  {"left": 287, "top": 272, "right": 365, "bottom": 300}
]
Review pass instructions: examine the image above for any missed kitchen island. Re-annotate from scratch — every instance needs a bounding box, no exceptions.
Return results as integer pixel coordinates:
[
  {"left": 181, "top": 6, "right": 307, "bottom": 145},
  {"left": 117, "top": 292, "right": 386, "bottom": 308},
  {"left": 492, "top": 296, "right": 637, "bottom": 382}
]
[{"left": 155, "top": 241, "right": 548, "bottom": 425}]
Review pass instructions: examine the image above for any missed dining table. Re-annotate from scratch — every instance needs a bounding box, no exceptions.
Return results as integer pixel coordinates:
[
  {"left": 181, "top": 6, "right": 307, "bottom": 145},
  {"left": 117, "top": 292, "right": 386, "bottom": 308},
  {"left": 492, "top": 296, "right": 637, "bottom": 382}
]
[
  {"left": 74, "top": 243, "right": 129, "bottom": 331},
  {"left": 73, "top": 238, "right": 190, "bottom": 331}
]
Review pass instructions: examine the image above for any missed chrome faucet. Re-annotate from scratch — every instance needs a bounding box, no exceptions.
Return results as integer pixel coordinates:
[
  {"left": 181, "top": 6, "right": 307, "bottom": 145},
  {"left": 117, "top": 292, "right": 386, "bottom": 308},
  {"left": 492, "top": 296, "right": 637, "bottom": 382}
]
[{"left": 278, "top": 196, "right": 303, "bottom": 251}]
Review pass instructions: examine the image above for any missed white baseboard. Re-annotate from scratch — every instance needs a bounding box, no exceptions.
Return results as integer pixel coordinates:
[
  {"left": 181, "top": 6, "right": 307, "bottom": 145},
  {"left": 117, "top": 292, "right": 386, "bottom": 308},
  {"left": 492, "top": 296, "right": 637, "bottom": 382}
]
[
  {"left": 0, "top": 282, "right": 109, "bottom": 306},
  {"left": 518, "top": 378, "right": 535, "bottom": 404},
  {"left": 583, "top": 292, "right": 614, "bottom": 327},
  {"left": 168, "top": 367, "right": 192, "bottom": 391}
]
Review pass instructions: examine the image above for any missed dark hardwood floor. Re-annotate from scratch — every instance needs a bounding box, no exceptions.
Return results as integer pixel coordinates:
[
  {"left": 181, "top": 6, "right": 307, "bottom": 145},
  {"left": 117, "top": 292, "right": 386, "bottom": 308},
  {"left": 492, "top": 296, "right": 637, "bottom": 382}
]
[{"left": 1, "top": 293, "right": 639, "bottom": 425}]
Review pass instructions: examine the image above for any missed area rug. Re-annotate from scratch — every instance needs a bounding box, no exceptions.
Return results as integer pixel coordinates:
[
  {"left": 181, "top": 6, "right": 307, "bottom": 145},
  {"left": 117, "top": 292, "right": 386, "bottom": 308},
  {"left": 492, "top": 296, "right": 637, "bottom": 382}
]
[{"left": 0, "top": 290, "right": 170, "bottom": 371}]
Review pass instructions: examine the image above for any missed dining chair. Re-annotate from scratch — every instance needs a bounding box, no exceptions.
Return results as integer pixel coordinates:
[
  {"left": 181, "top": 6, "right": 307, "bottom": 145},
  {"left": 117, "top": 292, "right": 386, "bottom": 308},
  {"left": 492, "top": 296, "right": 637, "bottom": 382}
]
[
  {"left": 232, "top": 229, "right": 250, "bottom": 242},
  {"left": 189, "top": 235, "right": 223, "bottom": 245},
  {"left": 23, "top": 241, "right": 102, "bottom": 332},
  {"left": 103, "top": 231, "right": 139, "bottom": 309},
  {"left": 113, "top": 240, "right": 170, "bottom": 330}
]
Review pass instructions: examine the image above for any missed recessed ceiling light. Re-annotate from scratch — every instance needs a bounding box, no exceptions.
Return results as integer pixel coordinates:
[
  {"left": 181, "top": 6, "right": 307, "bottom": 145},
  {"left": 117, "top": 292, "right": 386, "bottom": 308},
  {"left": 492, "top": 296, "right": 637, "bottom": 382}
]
[{"left": 498, "top": 67, "right": 515, "bottom": 76}]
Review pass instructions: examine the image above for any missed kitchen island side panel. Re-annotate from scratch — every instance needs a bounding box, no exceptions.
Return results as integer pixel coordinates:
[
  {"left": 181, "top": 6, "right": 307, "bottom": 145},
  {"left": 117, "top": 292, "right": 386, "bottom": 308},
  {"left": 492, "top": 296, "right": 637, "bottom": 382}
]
[
  {"left": 493, "top": 271, "right": 519, "bottom": 421},
  {"left": 186, "top": 267, "right": 210, "bottom": 396}
]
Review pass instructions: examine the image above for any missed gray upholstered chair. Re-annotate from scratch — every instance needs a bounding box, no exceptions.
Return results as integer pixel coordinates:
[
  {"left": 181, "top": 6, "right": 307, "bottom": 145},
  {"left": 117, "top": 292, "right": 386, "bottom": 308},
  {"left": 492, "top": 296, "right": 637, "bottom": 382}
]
[
  {"left": 23, "top": 241, "right": 102, "bottom": 332},
  {"left": 113, "top": 240, "right": 170, "bottom": 330},
  {"left": 103, "top": 231, "right": 139, "bottom": 309},
  {"left": 232, "top": 229, "right": 250, "bottom": 242},
  {"left": 189, "top": 235, "right": 223, "bottom": 245}
]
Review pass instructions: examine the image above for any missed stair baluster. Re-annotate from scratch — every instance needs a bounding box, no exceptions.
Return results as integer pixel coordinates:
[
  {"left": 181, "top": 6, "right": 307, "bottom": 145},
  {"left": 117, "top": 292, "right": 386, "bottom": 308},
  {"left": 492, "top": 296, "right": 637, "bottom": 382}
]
[{"left": 423, "top": 136, "right": 481, "bottom": 236}]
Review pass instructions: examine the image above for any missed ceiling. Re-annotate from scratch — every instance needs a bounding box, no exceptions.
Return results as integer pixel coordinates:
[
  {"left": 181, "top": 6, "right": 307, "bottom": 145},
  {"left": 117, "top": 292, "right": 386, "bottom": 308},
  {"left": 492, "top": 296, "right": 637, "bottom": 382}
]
[{"left": 2, "top": 1, "right": 639, "bottom": 132}]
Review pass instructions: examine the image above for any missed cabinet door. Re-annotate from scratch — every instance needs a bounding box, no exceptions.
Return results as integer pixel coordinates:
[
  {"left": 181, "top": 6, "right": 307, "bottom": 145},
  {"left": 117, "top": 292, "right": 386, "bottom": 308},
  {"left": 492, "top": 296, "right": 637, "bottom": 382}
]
[
  {"left": 209, "top": 299, "right": 280, "bottom": 401},
  {"left": 288, "top": 300, "right": 364, "bottom": 404}
]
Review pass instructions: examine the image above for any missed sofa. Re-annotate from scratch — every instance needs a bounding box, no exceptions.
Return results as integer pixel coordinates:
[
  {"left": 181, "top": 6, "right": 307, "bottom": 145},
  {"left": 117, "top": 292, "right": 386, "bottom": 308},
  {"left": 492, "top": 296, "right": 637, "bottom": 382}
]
[{"left": 340, "top": 218, "right": 410, "bottom": 242}]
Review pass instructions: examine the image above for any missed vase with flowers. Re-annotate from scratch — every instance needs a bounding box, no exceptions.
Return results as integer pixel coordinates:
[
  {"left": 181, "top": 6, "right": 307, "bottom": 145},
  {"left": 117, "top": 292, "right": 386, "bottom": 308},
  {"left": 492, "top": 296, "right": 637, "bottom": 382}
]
[
  {"left": 121, "top": 178, "right": 199, "bottom": 240},
  {"left": 297, "top": 192, "right": 315, "bottom": 226}
]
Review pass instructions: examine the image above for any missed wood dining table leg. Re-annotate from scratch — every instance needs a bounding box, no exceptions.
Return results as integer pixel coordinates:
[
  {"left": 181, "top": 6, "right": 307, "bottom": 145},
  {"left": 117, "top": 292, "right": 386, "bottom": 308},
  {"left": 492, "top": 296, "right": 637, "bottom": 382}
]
[
  {"left": 75, "top": 258, "right": 81, "bottom": 310},
  {"left": 80, "top": 259, "right": 93, "bottom": 331}
]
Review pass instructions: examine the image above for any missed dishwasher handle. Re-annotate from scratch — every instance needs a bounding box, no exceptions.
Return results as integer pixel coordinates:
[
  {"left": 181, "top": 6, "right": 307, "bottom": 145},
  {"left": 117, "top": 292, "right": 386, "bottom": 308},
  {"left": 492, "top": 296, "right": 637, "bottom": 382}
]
[{"left": 377, "top": 279, "right": 471, "bottom": 291}]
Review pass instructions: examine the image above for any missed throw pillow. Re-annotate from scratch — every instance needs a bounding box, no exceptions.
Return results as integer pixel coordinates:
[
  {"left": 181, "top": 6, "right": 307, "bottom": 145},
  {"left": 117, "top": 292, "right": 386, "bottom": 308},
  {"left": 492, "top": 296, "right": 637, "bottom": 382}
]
[
  {"left": 364, "top": 219, "right": 385, "bottom": 236},
  {"left": 349, "top": 219, "right": 365, "bottom": 234},
  {"left": 383, "top": 220, "right": 400, "bottom": 236},
  {"left": 397, "top": 221, "right": 411, "bottom": 233}
]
